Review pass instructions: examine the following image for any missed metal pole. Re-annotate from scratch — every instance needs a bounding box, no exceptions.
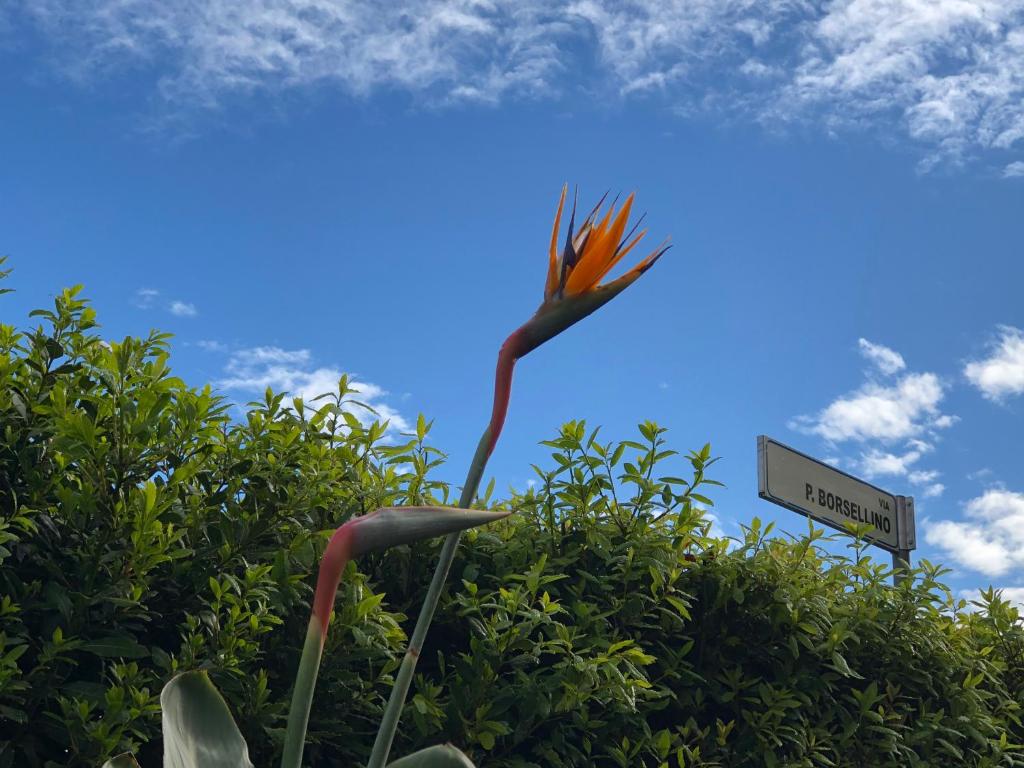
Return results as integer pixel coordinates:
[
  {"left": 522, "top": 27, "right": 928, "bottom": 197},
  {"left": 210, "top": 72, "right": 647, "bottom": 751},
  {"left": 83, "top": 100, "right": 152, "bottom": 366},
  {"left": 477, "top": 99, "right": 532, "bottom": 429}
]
[
  {"left": 892, "top": 496, "right": 916, "bottom": 586},
  {"left": 891, "top": 548, "right": 911, "bottom": 586}
]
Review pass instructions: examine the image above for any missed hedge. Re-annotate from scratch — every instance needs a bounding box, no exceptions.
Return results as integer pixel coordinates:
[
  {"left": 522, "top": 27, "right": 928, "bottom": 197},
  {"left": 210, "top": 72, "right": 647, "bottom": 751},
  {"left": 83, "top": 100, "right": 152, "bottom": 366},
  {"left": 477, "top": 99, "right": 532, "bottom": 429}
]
[{"left": 1, "top": 277, "right": 1022, "bottom": 767}]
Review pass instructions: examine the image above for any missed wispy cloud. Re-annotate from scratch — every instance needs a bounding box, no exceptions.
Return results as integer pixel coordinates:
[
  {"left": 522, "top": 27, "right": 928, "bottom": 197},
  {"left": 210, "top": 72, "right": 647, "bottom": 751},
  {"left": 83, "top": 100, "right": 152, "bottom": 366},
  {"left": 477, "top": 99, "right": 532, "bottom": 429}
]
[
  {"left": 19, "top": 1, "right": 567, "bottom": 108},
  {"left": 926, "top": 489, "right": 1024, "bottom": 577},
  {"left": 12, "top": 0, "right": 1024, "bottom": 169},
  {"left": 1004, "top": 161, "right": 1024, "bottom": 177},
  {"left": 964, "top": 325, "right": 1024, "bottom": 402},
  {"left": 908, "top": 468, "right": 939, "bottom": 485},
  {"left": 132, "top": 287, "right": 198, "bottom": 317},
  {"left": 858, "top": 337, "right": 905, "bottom": 376},
  {"left": 857, "top": 443, "right": 946, "bottom": 497},
  {"left": 216, "top": 345, "right": 410, "bottom": 432},
  {"left": 132, "top": 287, "right": 160, "bottom": 309},
  {"left": 169, "top": 300, "right": 197, "bottom": 317},
  {"left": 781, "top": 0, "right": 1024, "bottom": 169},
  {"left": 195, "top": 339, "right": 228, "bottom": 352}
]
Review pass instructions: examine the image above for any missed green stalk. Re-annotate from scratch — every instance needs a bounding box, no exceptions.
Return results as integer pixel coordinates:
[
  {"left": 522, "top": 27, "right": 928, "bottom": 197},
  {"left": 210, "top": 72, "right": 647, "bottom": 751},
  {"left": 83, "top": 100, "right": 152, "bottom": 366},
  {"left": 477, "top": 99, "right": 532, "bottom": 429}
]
[
  {"left": 281, "top": 508, "right": 511, "bottom": 768},
  {"left": 366, "top": 428, "right": 492, "bottom": 768},
  {"left": 365, "top": 254, "right": 667, "bottom": 766},
  {"left": 281, "top": 622, "right": 325, "bottom": 768}
]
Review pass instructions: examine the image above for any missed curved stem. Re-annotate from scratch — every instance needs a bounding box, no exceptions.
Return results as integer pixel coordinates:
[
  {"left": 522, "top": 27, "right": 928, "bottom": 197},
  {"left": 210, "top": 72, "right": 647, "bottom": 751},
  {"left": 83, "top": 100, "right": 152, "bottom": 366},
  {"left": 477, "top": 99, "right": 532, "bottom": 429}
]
[{"left": 367, "top": 332, "right": 522, "bottom": 768}]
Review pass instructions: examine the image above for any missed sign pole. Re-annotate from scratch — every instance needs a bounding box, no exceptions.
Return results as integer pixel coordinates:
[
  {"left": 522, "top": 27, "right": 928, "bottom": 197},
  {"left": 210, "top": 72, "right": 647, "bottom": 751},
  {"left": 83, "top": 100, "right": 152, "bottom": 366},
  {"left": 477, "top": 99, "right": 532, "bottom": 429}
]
[
  {"left": 892, "top": 495, "right": 916, "bottom": 586},
  {"left": 891, "top": 550, "right": 911, "bottom": 586}
]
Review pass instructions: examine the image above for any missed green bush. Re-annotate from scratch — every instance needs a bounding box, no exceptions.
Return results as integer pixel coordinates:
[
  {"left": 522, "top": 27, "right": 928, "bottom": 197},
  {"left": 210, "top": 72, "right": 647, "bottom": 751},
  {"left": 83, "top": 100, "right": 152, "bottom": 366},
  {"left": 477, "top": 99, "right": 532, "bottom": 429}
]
[{"left": 1, "top": 278, "right": 1022, "bottom": 767}]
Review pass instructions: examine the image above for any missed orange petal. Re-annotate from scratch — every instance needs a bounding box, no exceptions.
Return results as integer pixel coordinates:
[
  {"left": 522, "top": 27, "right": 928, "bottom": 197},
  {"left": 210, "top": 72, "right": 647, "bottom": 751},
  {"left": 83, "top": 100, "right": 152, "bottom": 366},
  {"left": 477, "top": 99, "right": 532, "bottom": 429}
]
[
  {"left": 545, "top": 185, "right": 567, "bottom": 300},
  {"left": 564, "top": 233, "right": 615, "bottom": 295},
  {"left": 620, "top": 239, "right": 671, "bottom": 282},
  {"left": 592, "top": 228, "right": 648, "bottom": 285},
  {"left": 592, "top": 201, "right": 614, "bottom": 241},
  {"left": 565, "top": 195, "right": 635, "bottom": 295},
  {"left": 604, "top": 194, "right": 634, "bottom": 258},
  {"left": 589, "top": 193, "right": 634, "bottom": 274}
]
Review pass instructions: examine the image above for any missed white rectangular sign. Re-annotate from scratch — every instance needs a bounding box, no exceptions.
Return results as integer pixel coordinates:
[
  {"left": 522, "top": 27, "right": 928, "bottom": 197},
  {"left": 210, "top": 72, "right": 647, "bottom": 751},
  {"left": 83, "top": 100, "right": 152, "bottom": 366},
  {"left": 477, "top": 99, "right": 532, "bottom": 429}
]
[{"left": 757, "top": 435, "right": 915, "bottom": 554}]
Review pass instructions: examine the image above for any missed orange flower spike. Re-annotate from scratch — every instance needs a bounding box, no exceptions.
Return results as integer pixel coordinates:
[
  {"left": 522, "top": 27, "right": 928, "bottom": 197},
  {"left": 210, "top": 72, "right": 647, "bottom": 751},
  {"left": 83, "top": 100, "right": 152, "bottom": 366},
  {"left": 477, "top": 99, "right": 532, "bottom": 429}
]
[
  {"left": 565, "top": 193, "right": 635, "bottom": 296},
  {"left": 540, "top": 186, "right": 668, "bottom": 314},
  {"left": 545, "top": 185, "right": 567, "bottom": 299}
]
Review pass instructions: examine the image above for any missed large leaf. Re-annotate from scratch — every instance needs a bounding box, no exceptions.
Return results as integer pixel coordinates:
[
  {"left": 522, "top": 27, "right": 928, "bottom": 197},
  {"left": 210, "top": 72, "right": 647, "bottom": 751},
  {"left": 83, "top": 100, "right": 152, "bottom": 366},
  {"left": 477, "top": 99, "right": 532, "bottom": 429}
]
[
  {"left": 102, "top": 754, "right": 141, "bottom": 768},
  {"left": 387, "top": 744, "right": 476, "bottom": 767},
  {"left": 160, "top": 671, "right": 253, "bottom": 768}
]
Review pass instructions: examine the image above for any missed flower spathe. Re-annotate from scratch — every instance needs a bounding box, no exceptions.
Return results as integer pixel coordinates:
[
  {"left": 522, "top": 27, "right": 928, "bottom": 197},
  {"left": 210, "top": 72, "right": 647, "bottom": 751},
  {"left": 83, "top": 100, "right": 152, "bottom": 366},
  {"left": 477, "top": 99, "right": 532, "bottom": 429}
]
[
  {"left": 284, "top": 505, "right": 511, "bottom": 768},
  {"left": 484, "top": 186, "right": 669, "bottom": 456},
  {"left": 310, "top": 506, "right": 513, "bottom": 642}
]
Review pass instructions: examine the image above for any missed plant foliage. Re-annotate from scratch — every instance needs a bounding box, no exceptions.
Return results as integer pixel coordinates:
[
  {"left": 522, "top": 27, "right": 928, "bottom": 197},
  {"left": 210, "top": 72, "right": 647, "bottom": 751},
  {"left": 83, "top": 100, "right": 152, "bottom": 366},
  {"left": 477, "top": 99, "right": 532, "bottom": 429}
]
[{"left": 1, "top": 277, "right": 1022, "bottom": 766}]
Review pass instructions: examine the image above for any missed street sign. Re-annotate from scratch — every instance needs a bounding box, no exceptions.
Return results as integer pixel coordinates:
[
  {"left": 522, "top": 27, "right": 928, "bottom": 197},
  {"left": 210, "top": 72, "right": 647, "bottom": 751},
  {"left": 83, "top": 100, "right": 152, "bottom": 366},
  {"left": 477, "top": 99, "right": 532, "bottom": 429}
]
[{"left": 757, "top": 435, "right": 915, "bottom": 556}]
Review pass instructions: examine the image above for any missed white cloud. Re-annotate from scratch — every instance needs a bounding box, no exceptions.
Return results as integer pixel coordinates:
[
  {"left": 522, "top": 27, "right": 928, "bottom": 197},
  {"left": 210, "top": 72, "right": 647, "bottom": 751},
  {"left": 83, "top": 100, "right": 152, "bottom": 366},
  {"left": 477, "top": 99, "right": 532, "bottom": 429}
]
[
  {"left": 964, "top": 325, "right": 1024, "bottom": 401},
  {"left": 783, "top": 0, "right": 1024, "bottom": 168},
  {"left": 858, "top": 447, "right": 943, "bottom": 496},
  {"left": 792, "top": 372, "right": 952, "bottom": 443},
  {"left": 926, "top": 489, "right": 1024, "bottom": 577},
  {"left": 19, "top": 0, "right": 568, "bottom": 108},
  {"left": 859, "top": 447, "right": 923, "bottom": 478},
  {"left": 196, "top": 339, "right": 228, "bottom": 352},
  {"left": 793, "top": 340, "right": 948, "bottom": 497},
  {"left": 132, "top": 287, "right": 198, "bottom": 317},
  {"left": 169, "top": 300, "right": 198, "bottom": 317},
  {"left": 565, "top": 0, "right": 795, "bottom": 94},
  {"left": 217, "top": 345, "right": 410, "bottom": 432},
  {"left": 12, "top": 0, "right": 1024, "bottom": 168},
  {"left": 1004, "top": 160, "right": 1024, "bottom": 177},
  {"left": 907, "top": 469, "right": 939, "bottom": 484},
  {"left": 132, "top": 287, "right": 160, "bottom": 309},
  {"left": 858, "top": 338, "right": 905, "bottom": 375}
]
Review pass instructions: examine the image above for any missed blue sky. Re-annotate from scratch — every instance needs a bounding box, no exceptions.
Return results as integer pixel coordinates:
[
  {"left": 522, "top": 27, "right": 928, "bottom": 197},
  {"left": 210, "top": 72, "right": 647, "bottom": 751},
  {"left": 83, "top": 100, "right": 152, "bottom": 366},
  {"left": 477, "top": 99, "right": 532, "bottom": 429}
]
[{"left": 2, "top": 1, "right": 1024, "bottom": 606}]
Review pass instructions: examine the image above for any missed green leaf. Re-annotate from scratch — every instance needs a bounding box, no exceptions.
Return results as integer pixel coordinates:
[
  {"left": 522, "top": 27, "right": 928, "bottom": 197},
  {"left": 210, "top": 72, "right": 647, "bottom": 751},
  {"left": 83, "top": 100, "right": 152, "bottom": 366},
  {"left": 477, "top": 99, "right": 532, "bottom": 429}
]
[
  {"left": 143, "top": 481, "right": 157, "bottom": 514},
  {"left": 387, "top": 744, "right": 476, "bottom": 767},
  {"left": 830, "top": 652, "right": 862, "bottom": 679},
  {"left": 160, "top": 671, "right": 253, "bottom": 768},
  {"left": 80, "top": 635, "right": 149, "bottom": 659}
]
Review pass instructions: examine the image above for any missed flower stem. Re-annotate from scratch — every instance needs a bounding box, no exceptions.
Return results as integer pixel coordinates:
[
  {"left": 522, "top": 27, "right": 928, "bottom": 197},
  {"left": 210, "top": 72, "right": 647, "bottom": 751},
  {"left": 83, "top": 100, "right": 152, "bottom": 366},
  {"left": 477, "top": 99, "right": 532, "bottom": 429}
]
[
  {"left": 281, "top": 621, "right": 326, "bottom": 768},
  {"left": 281, "top": 527, "right": 353, "bottom": 768},
  {"left": 367, "top": 333, "right": 521, "bottom": 768}
]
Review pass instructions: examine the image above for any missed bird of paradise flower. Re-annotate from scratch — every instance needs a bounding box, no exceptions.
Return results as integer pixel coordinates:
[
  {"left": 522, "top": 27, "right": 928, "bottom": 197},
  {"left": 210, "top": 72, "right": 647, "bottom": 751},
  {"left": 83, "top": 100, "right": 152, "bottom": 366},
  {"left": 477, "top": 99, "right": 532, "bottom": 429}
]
[{"left": 281, "top": 186, "right": 670, "bottom": 768}]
